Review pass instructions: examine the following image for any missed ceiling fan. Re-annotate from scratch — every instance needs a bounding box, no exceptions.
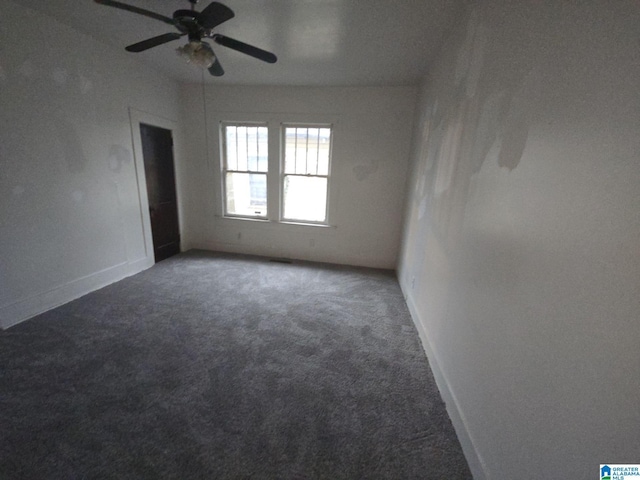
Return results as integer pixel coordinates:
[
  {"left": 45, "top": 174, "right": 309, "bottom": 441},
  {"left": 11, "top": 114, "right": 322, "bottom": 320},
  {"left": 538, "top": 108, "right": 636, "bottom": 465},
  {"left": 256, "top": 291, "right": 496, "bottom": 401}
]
[{"left": 94, "top": 0, "right": 277, "bottom": 76}]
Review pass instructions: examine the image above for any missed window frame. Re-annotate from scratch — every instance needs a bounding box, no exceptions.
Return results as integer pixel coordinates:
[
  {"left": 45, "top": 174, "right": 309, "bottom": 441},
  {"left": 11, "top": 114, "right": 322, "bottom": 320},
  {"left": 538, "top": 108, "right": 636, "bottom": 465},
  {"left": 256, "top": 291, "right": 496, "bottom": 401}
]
[
  {"left": 280, "top": 123, "right": 333, "bottom": 226},
  {"left": 220, "top": 121, "right": 269, "bottom": 220},
  {"left": 216, "top": 116, "right": 337, "bottom": 228}
]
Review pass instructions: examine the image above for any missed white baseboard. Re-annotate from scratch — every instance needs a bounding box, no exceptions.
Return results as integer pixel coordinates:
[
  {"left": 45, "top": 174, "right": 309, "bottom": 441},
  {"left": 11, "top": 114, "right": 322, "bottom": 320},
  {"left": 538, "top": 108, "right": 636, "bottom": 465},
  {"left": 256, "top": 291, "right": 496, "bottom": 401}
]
[
  {"left": 400, "top": 281, "right": 488, "bottom": 480},
  {"left": 0, "top": 256, "right": 154, "bottom": 330},
  {"left": 190, "top": 241, "right": 395, "bottom": 270}
]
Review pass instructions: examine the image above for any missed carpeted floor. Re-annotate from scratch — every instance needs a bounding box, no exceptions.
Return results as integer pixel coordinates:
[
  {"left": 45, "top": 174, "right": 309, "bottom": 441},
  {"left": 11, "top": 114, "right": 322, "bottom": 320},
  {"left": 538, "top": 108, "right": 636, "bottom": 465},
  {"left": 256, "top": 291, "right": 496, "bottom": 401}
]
[{"left": 0, "top": 250, "right": 471, "bottom": 479}]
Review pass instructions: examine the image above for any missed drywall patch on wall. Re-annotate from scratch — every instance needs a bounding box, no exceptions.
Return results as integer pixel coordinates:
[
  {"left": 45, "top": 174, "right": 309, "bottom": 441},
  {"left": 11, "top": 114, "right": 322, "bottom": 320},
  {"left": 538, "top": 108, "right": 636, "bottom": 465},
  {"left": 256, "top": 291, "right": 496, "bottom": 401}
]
[
  {"left": 71, "top": 190, "right": 84, "bottom": 203},
  {"left": 496, "top": 69, "right": 540, "bottom": 171},
  {"left": 455, "top": 9, "right": 488, "bottom": 99},
  {"left": 470, "top": 91, "right": 505, "bottom": 174},
  {"left": 52, "top": 67, "right": 68, "bottom": 85},
  {"left": 433, "top": 106, "right": 465, "bottom": 198},
  {"left": 409, "top": 26, "right": 542, "bottom": 259},
  {"left": 418, "top": 196, "right": 428, "bottom": 221},
  {"left": 107, "top": 144, "right": 132, "bottom": 173},
  {"left": 352, "top": 159, "right": 378, "bottom": 181},
  {"left": 18, "top": 59, "right": 36, "bottom": 78},
  {"left": 79, "top": 74, "right": 92, "bottom": 94},
  {"left": 53, "top": 117, "right": 87, "bottom": 173}
]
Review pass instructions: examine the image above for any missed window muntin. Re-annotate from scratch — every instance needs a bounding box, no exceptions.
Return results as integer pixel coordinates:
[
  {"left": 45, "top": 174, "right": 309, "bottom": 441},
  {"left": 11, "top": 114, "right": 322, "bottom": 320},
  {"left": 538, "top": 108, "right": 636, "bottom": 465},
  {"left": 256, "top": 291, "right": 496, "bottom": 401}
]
[
  {"left": 222, "top": 124, "right": 268, "bottom": 218},
  {"left": 282, "top": 125, "right": 332, "bottom": 223}
]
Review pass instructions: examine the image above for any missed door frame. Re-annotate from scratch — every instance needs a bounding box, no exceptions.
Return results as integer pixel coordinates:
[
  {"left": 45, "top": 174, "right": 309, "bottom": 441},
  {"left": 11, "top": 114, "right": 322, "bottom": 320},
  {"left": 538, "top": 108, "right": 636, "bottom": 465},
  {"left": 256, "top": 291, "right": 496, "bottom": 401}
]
[{"left": 129, "top": 108, "right": 184, "bottom": 264}]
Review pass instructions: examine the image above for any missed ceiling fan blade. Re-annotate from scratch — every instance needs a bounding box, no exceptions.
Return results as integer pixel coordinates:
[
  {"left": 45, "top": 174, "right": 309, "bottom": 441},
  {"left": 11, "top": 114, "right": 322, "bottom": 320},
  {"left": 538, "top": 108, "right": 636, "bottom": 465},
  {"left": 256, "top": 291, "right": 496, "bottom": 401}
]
[
  {"left": 208, "top": 56, "right": 225, "bottom": 76},
  {"left": 125, "top": 33, "right": 183, "bottom": 52},
  {"left": 212, "top": 34, "right": 277, "bottom": 63},
  {"left": 94, "top": 0, "right": 175, "bottom": 26},
  {"left": 198, "top": 2, "right": 235, "bottom": 29},
  {"left": 201, "top": 43, "right": 224, "bottom": 76}
]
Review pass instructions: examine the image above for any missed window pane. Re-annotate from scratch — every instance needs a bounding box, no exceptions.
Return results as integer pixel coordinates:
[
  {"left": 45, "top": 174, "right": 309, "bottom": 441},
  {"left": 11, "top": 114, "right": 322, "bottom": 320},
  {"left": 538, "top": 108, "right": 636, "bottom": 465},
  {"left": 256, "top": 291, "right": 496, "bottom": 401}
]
[
  {"left": 236, "top": 126, "right": 248, "bottom": 171},
  {"left": 225, "top": 125, "right": 268, "bottom": 173},
  {"left": 284, "top": 126, "right": 331, "bottom": 176},
  {"left": 225, "top": 126, "right": 237, "bottom": 171},
  {"left": 283, "top": 175, "right": 327, "bottom": 222},
  {"left": 295, "top": 128, "right": 307, "bottom": 174},
  {"left": 317, "top": 128, "right": 331, "bottom": 175},
  {"left": 257, "top": 126, "right": 268, "bottom": 172},
  {"left": 226, "top": 172, "right": 267, "bottom": 217},
  {"left": 307, "top": 128, "right": 319, "bottom": 175},
  {"left": 247, "top": 127, "right": 258, "bottom": 171},
  {"left": 284, "top": 128, "right": 297, "bottom": 174}
]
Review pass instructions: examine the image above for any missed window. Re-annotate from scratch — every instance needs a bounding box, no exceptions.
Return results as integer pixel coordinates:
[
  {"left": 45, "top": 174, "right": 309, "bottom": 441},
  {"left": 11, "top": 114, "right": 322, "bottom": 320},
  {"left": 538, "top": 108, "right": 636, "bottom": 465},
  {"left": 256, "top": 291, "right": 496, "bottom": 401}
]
[
  {"left": 282, "top": 125, "right": 332, "bottom": 223},
  {"left": 221, "top": 123, "right": 268, "bottom": 218},
  {"left": 220, "top": 121, "right": 333, "bottom": 225}
]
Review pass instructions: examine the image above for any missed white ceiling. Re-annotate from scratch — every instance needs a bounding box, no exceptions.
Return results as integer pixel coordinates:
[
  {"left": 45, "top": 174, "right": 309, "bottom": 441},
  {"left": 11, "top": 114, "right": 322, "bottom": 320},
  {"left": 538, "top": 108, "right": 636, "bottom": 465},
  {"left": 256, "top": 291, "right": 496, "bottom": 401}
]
[{"left": 14, "top": 0, "right": 465, "bottom": 86}]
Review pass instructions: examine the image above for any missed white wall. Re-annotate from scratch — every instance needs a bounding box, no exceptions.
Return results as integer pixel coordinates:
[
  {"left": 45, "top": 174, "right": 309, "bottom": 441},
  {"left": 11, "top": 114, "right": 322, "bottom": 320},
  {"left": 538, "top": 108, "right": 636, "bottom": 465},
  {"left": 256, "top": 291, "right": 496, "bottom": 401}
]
[
  {"left": 399, "top": 1, "right": 640, "bottom": 478},
  {"left": 180, "top": 85, "right": 416, "bottom": 269},
  {"left": 0, "top": 0, "right": 181, "bottom": 328}
]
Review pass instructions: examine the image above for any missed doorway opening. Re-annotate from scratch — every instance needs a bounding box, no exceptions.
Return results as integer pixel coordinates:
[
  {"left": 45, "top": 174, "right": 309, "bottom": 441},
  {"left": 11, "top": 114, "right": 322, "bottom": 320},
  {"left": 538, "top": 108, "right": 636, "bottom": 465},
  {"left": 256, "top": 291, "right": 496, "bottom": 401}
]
[{"left": 140, "top": 123, "right": 181, "bottom": 262}]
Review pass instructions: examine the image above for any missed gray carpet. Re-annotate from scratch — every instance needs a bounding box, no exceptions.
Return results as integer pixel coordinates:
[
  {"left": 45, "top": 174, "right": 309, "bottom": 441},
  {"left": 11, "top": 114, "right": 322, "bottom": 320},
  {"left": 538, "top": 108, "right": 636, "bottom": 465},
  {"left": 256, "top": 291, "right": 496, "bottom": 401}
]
[{"left": 0, "top": 250, "right": 471, "bottom": 479}]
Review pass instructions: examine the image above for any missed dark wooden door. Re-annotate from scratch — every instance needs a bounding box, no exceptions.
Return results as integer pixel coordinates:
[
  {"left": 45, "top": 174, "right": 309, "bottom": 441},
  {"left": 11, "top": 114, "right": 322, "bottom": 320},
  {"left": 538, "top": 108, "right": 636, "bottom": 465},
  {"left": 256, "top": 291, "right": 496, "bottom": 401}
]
[{"left": 140, "top": 123, "right": 180, "bottom": 262}]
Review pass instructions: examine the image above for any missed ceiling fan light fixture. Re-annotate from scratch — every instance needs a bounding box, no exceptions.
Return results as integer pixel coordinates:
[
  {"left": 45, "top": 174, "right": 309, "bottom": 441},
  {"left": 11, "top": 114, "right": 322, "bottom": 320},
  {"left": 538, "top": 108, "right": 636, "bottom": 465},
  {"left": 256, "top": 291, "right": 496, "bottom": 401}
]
[{"left": 176, "top": 41, "right": 215, "bottom": 68}]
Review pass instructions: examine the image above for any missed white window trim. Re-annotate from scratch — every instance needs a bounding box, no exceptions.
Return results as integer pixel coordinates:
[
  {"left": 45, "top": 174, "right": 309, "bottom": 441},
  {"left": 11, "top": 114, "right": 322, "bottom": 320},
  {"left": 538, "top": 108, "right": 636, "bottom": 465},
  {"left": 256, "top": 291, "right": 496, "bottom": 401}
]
[
  {"left": 214, "top": 114, "right": 339, "bottom": 228},
  {"left": 220, "top": 121, "right": 269, "bottom": 220},
  {"left": 280, "top": 123, "right": 333, "bottom": 226}
]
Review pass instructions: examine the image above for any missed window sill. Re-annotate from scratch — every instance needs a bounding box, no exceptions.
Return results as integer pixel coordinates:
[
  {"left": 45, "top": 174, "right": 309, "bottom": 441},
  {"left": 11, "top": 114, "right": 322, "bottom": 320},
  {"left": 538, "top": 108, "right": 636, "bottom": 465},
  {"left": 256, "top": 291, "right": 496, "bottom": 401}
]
[
  {"left": 279, "top": 221, "right": 333, "bottom": 228},
  {"left": 220, "top": 215, "right": 269, "bottom": 223},
  {"left": 218, "top": 215, "right": 335, "bottom": 228}
]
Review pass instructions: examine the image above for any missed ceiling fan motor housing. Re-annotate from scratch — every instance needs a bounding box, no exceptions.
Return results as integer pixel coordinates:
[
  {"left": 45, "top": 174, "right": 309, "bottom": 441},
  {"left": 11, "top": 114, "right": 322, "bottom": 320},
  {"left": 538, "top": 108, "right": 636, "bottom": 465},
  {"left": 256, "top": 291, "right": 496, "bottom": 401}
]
[{"left": 173, "top": 9, "right": 204, "bottom": 39}]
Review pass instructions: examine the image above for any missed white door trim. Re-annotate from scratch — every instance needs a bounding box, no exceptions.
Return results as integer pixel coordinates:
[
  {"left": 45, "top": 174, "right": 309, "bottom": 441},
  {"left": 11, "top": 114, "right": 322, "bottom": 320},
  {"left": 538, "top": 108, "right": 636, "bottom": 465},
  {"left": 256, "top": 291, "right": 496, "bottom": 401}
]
[{"left": 128, "top": 108, "right": 182, "bottom": 263}]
